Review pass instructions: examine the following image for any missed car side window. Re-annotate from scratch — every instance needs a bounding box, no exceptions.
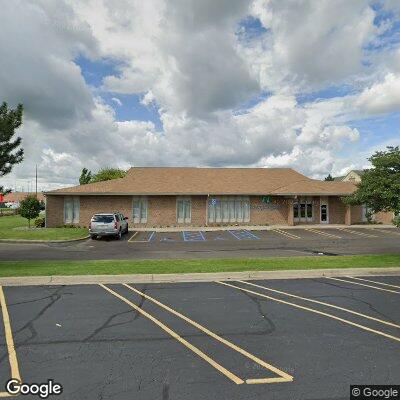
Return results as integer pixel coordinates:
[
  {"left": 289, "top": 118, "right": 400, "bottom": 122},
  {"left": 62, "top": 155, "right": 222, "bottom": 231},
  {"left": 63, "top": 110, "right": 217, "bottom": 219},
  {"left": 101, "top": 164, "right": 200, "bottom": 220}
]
[{"left": 115, "top": 214, "right": 120, "bottom": 222}]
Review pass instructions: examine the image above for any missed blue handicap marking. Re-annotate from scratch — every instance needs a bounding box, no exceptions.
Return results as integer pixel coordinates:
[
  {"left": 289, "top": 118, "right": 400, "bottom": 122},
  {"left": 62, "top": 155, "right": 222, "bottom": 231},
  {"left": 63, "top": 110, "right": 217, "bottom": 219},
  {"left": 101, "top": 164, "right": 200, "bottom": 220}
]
[
  {"left": 160, "top": 237, "right": 175, "bottom": 242},
  {"left": 182, "top": 231, "right": 206, "bottom": 241},
  {"left": 228, "top": 230, "right": 260, "bottom": 240},
  {"left": 147, "top": 231, "right": 156, "bottom": 242},
  {"left": 214, "top": 235, "right": 225, "bottom": 240}
]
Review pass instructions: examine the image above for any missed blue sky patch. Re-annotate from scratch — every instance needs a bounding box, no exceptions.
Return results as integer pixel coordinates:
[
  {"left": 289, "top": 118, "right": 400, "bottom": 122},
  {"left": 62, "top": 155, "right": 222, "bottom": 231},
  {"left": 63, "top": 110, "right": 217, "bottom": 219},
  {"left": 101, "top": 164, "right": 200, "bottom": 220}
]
[
  {"left": 75, "top": 56, "right": 123, "bottom": 87},
  {"left": 236, "top": 16, "right": 268, "bottom": 42},
  {"left": 102, "top": 92, "right": 163, "bottom": 131},
  {"left": 297, "top": 85, "right": 355, "bottom": 104}
]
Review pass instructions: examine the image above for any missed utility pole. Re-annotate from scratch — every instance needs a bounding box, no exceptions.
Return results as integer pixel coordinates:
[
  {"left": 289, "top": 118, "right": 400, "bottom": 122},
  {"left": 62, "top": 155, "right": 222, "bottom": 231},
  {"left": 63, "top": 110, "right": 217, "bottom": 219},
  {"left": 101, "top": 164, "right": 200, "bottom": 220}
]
[{"left": 35, "top": 164, "right": 38, "bottom": 199}]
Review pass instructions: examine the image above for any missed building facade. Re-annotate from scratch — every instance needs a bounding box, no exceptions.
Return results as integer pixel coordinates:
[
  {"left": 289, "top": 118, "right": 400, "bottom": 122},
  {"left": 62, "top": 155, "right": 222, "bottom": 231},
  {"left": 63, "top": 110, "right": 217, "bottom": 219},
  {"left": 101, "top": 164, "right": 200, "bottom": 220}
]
[{"left": 45, "top": 167, "right": 393, "bottom": 228}]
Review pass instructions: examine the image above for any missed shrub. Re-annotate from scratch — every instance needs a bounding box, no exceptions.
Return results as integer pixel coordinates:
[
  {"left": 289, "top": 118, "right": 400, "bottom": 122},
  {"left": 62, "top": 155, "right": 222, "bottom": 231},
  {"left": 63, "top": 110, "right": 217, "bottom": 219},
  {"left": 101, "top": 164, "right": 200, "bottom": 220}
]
[
  {"left": 20, "top": 196, "right": 41, "bottom": 227},
  {"left": 393, "top": 215, "right": 400, "bottom": 228},
  {"left": 34, "top": 217, "right": 45, "bottom": 228}
]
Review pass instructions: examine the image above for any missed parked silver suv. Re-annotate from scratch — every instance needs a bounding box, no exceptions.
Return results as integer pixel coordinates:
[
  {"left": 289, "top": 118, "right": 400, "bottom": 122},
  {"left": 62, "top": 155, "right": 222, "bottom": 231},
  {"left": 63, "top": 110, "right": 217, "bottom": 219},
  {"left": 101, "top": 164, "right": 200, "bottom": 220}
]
[{"left": 89, "top": 212, "right": 129, "bottom": 240}]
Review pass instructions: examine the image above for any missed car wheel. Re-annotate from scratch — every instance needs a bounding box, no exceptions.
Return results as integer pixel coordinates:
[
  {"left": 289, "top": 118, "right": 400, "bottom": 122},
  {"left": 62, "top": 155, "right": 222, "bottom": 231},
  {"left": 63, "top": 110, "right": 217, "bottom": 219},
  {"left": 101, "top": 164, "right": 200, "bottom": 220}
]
[
  {"left": 116, "top": 230, "right": 122, "bottom": 240},
  {"left": 90, "top": 235, "right": 97, "bottom": 240}
]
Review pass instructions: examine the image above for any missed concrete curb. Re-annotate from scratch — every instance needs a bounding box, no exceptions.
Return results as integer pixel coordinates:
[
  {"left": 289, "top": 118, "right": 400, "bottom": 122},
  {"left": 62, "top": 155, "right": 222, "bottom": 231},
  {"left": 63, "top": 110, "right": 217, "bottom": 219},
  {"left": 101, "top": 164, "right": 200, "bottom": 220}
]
[
  {"left": 0, "top": 267, "right": 399, "bottom": 286},
  {"left": 129, "top": 225, "right": 397, "bottom": 232},
  {"left": 0, "top": 236, "right": 90, "bottom": 244}
]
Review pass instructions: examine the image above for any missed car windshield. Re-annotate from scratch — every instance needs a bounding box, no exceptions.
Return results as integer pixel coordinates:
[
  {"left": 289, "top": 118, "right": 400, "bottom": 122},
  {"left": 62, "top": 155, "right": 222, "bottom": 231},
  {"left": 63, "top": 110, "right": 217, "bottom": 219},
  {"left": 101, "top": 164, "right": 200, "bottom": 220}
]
[{"left": 92, "top": 215, "right": 114, "bottom": 223}]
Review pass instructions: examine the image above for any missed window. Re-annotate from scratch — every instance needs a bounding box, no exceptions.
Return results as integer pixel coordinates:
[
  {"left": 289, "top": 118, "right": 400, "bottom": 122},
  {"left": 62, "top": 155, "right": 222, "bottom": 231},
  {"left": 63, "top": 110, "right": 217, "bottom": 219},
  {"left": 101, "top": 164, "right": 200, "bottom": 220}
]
[
  {"left": 177, "top": 197, "right": 191, "bottom": 223},
  {"left": 132, "top": 196, "right": 147, "bottom": 223},
  {"left": 293, "top": 203, "right": 299, "bottom": 219},
  {"left": 64, "top": 197, "right": 79, "bottom": 224},
  {"left": 208, "top": 196, "right": 250, "bottom": 223},
  {"left": 92, "top": 215, "right": 114, "bottom": 223},
  {"left": 293, "top": 197, "right": 314, "bottom": 222}
]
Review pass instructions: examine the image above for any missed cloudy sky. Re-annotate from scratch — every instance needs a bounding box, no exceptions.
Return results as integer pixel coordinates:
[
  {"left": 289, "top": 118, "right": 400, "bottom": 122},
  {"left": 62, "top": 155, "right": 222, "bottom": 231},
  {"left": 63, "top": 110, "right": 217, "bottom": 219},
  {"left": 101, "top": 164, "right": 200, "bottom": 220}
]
[{"left": 1, "top": 0, "right": 400, "bottom": 191}]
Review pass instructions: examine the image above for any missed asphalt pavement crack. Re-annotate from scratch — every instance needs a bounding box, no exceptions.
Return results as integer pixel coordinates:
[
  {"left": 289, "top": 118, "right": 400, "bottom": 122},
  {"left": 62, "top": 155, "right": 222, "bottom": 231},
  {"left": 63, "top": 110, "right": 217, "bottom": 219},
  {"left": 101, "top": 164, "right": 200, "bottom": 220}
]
[{"left": 83, "top": 310, "right": 136, "bottom": 342}]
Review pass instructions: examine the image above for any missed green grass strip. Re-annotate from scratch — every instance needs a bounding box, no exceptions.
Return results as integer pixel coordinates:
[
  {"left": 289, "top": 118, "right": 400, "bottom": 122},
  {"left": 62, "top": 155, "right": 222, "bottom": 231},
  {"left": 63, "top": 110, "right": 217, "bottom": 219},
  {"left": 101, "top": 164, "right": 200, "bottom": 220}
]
[{"left": 0, "top": 254, "right": 398, "bottom": 277}]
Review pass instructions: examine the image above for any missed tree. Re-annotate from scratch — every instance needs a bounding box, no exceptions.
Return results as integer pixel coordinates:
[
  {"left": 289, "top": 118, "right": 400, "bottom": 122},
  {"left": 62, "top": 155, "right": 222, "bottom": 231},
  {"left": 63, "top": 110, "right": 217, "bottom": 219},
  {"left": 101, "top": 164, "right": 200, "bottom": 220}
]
[
  {"left": 79, "top": 168, "right": 92, "bottom": 185},
  {"left": 324, "top": 174, "right": 334, "bottom": 181},
  {"left": 20, "top": 196, "right": 41, "bottom": 228},
  {"left": 0, "top": 102, "right": 24, "bottom": 195},
  {"left": 343, "top": 146, "right": 400, "bottom": 225},
  {"left": 91, "top": 167, "right": 126, "bottom": 183}
]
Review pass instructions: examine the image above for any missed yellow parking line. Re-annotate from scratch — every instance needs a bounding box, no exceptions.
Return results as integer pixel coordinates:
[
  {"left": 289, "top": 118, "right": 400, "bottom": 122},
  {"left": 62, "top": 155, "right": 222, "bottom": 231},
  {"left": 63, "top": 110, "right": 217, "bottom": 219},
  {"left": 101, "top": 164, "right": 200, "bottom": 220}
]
[
  {"left": 124, "top": 284, "right": 293, "bottom": 384},
  {"left": 372, "top": 229, "right": 400, "bottom": 236},
  {"left": 100, "top": 284, "right": 244, "bottom": 384},
  {"left": 127, "top": 231, "right": 139, "bottom": 242},
  {"left": 0, "top": 286, "right": 22, "bottom": 398},
  {"left": 335, "top": 228, "right": 377, "bottom": 238},
  {"left": 236, "top": 280, "right": 400, "bottom": 329},
  {"left": 347, "top": 276, "right": 400, "bottom": 289},
  {"left": 327, "top": 277, "right": 400, "bottom": 294},
  {"left": 272, "top": 229, "right": 300, "bottom": 239},
  {"left": 305, "top": 228, "right": 342, "bottom": 239},
  {"left": 217, "top": 281, "right": 400, "bottom": 343}
]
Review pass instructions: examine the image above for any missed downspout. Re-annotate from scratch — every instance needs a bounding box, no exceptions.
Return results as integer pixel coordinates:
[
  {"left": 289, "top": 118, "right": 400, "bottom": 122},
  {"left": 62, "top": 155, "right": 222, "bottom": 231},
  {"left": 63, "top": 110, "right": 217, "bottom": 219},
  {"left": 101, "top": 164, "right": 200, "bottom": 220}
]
[{"left": 206, "top": 194, "right": 209, "bottom": 227}]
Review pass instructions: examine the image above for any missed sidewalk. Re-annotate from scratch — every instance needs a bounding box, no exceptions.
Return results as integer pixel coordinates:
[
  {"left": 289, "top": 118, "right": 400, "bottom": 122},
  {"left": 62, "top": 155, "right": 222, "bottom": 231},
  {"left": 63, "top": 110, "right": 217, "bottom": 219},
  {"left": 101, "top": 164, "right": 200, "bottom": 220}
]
[
  {"left": 130, "top": 224, "right": 397, "bottom": 232},
  {"left": 1, "top": 267, "right": 399, "bottom": 286}
]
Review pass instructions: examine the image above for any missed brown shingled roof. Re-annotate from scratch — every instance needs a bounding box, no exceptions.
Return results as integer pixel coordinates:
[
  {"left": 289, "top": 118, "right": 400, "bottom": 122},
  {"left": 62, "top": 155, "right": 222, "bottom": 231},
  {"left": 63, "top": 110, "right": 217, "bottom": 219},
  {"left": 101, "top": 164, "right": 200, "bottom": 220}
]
[
  {"left": 45, "top": 167, "right": 356, "bottom": 196},
  {"left": 4, "top": 192, "right": 45, "bottom": 202}
]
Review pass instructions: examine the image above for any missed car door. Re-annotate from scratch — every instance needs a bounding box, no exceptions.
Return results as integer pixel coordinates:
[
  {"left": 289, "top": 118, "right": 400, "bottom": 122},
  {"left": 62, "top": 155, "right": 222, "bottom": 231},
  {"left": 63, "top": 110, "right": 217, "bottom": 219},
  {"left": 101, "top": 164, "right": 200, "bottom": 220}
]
[{"left": 119, "top": 213, "right": 127, "bottom": 231}]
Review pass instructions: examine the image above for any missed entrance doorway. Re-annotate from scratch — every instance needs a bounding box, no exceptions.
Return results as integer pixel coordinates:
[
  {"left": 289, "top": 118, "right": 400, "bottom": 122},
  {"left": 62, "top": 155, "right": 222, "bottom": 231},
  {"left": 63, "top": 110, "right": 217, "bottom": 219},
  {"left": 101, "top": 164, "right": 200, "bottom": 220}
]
[
  {"left": 293, "top": 197, "right": 314, "bottom": 223},
  {"left": 320, "top": 197, "right": 329, "bottom": 223}
]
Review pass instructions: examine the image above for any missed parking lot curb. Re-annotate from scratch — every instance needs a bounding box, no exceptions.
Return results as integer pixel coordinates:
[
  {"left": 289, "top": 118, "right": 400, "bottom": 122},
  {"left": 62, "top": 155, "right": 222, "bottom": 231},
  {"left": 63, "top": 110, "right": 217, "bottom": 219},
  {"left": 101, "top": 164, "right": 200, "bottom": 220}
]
[
  {"left": 0, "top": 236, "right": 90, "bottom": 244},
  {"left": 129, "top": 224, "right": 397, "bottom": 232},
  {"left": 0, "top": 267, "right": 399, "bottom": 286}
]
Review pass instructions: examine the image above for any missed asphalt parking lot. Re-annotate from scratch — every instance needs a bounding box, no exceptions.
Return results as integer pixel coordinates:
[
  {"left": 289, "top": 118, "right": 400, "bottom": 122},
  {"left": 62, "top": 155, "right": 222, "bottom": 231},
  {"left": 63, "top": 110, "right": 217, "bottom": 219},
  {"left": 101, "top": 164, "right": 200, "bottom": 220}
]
[
  {"left": 1, "top": 227, "right": 399, "bottom": 261},
  {"left": 0, "top": 275, "right": 399, "bottom": 399}
]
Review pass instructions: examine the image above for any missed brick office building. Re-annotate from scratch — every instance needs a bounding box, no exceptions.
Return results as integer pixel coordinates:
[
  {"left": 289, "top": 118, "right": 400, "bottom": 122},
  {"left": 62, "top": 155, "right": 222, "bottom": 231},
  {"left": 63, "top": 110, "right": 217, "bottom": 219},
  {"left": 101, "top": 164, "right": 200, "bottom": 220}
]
[{"left": 44, "top": 167, "right": 392, "bottom": 228}]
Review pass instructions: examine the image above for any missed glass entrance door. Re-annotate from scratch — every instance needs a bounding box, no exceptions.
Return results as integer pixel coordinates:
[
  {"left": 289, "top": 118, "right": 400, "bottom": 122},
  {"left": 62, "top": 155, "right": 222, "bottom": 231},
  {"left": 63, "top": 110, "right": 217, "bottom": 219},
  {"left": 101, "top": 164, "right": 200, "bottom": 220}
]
[
  {"left": 320, "top": 204, "right": 328, "bottom": 223},
  {"left": 293, "top": 197, "right": 313, "bottom": 223}
]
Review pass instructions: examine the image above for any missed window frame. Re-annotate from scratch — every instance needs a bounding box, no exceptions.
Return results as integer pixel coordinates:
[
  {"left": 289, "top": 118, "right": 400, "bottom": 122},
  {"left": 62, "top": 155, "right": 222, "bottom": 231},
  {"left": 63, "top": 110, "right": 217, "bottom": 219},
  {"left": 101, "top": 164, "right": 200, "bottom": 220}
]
[
  {"left": 176, "top": 196, "right": 191, "bottom": 224},
  {"left": 132, "top": 196, "right": 148, "bottom": 224},
  {"left": 64, "top": 196, "right": 80, "bottom": 224}
]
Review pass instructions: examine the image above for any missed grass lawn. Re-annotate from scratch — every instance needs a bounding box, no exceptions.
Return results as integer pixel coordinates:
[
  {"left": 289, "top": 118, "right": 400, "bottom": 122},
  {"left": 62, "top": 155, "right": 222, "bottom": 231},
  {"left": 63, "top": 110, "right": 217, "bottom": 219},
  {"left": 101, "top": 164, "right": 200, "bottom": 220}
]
[
  {"left": 0, "top": 254, "right": 398, "bottom": 277},
  {"left": 0, "top": 215, "right": 88, "bottom": 240}
]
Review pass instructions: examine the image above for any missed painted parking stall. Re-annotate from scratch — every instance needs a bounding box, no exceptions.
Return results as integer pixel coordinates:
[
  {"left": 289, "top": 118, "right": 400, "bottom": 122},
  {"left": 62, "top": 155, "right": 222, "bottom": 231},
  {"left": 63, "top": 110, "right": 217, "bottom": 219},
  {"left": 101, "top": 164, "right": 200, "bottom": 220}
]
[
  {"left": 182, "top": 231, "right": 206, "bottom": 242},
  {"left": 0, "top": 275, "right": 399, "bottom": 399}
]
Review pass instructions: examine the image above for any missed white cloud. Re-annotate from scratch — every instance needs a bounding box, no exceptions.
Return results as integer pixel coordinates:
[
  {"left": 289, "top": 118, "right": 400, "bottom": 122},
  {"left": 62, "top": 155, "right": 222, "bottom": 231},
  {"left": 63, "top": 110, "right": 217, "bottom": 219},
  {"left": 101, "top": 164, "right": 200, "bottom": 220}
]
[
  {"left": 248, "top": 0, "right": 377, "bottom": 92},
  {"left": 0, "top": 0, "right": 399, "bottom": 190},
  {"left": 355, "top": 73, "right": 400, "bottom": 114}
]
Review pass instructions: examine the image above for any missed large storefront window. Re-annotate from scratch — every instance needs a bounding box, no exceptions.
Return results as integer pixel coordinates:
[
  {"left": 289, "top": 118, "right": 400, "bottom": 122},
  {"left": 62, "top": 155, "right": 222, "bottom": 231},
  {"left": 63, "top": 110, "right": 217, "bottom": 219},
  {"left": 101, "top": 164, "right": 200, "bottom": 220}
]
[
  {"left": 132, "top": 196, "right": 148, "bottom": 223},
  {"left": 64, "top": 196, "right": 80, "bottom": 224},
  {"left": 208, "top": 196, "right": 250, "bottom": 223}
]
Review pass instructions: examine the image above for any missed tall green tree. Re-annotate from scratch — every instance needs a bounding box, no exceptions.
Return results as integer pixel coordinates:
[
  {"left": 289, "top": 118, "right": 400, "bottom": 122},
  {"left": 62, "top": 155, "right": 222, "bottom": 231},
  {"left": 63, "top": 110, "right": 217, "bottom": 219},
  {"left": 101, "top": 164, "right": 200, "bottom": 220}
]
[
  {"left": 20, "top": 195, "right": 41, "bottom": 228},
  {"left": 91, "top": 167, "right": 126, "bottom": 183},
  {"left": 324, "top": 174, "right": 334, "bottom": 181},
  {"left": 79, "top": 168, "right": 92, "bottom": 185},
  {"left": 0, "top": 102, "right": 24, "bottom": 195},
  {"left": 343, "top": 146, "right": 400, "bottom": 224}
]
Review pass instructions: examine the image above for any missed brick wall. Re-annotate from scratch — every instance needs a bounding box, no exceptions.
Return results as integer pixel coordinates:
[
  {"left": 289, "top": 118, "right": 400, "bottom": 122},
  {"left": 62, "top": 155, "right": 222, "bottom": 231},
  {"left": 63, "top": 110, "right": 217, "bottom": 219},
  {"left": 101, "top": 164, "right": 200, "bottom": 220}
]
[
  {"left": 46, "top": 194, "right": 374, "bottom": 228},
  {"left": 45, "top": 195, "right": 64, "bottom": 227},
  {"left": 135, "top": 195, "right": 207, "bottom": 227},
  {"left": 329, "top": 197, "right": 346, "bottom": 224},
  {"left": 374, "top": 211, "right": 394, "bottom": 224},
  {"left": 249, "top": 196, "right": 289, "bottom": 225},
  {"left": 350, "top": 205, "right": 363, "bottom": 224}
]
